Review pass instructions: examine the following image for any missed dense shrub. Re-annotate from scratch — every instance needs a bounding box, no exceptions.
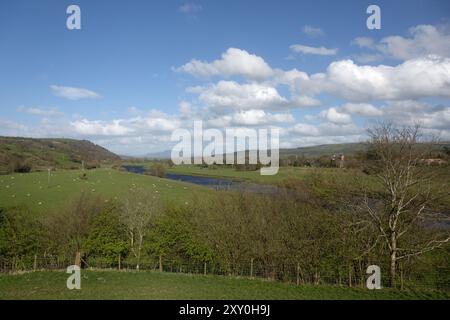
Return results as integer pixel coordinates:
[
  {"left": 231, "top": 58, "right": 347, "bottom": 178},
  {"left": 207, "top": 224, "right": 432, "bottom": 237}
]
[
  {"left": 0, "top": 207, "right": 43, "bottom": 261},
  {"left": 84, "top": 205, "right": 129, "bottom": 264},
  {"left": 147, "top": 163, "right": 166, "bottom": 177}
]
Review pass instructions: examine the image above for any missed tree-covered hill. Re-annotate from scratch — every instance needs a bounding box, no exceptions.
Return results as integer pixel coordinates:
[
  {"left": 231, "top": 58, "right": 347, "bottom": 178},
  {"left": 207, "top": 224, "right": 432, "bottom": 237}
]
[{"left": 0, "top": 136, "right": 120, "bottom": 173}]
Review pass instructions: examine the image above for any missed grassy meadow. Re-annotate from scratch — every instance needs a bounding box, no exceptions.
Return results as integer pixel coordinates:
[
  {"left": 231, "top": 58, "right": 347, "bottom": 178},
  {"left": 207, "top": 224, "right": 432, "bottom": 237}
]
[
  {"left": 0, "top": 168, "right": 209, "bottom": 215},
  {"left": 1, "top": 270, "right": 447, "bottom": 300},
  {"left": 1, "top": 164, "right": 447, "bottom": 215},
  {"left": 168, "top": 165, "right": 376, "bottom": 187},
  {"left": 167, "top": 164, "right": 450, "bottom": 208}
]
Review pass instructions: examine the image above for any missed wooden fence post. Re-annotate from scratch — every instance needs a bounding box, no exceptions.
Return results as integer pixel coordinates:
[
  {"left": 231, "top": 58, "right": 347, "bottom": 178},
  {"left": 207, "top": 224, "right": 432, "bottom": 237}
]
[
  {"left": 204, "top": 262, "right": 207, "bottom": 276},
  {"left": 159, "top": 255, "right": 163, "bottom": 272},
  {"left": 296, "top": 262, "right": 300, "bottom": 286},
  {"left": 250, "top": 258, "right": 254, "bottom": 278},
  {"left": 118, "top": 254, "right": 121, "bottom": 270}
]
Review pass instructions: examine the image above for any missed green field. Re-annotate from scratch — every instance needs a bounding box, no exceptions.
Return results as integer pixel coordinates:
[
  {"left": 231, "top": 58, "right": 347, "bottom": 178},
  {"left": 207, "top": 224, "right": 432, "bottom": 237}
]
[
  {"left": 167, "top": 165, "right": 342, "bottom": 183},
  {"left": 0, "top": 270, "right": 447, "bottom": 300},
  {"left": 167, "top": 165, "right": 450, "bottom": 206},
  {"left": 0, "top": 168, "right": 210, "bottom": 214},
  {"left": 0, "top": 165, "right": 380, "bottom": 214},
  {"left": 167, "top": 165, "right": 384, "bottom": 194}
]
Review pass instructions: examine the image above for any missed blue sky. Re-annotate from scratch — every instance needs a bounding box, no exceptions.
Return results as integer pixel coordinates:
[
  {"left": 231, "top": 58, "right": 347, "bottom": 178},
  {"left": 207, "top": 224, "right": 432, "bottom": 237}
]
[{"left": 1, "top": 0, "right": 450, "bottom": 155}]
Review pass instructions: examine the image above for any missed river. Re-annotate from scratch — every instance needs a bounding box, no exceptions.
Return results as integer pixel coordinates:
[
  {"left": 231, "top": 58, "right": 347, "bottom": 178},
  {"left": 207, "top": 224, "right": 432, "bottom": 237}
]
[{"left": 122, "top": 165, "right": 280, "bottom": 193}]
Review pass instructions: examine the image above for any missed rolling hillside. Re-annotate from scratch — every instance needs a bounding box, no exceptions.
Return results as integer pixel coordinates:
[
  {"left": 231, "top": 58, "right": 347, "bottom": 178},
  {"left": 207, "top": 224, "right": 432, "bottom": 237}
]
[
  {"left": 279, "top": 143, "right": 368, "bottom": 158},
  {"left": 143, "top": 141, "right": 450, "bottom": 161},
  {"left": 143, "top": 143, "right": 369, "bottom": 160},
  {"left": 0, "top": 136, "right": 120, "bottom": 174}
]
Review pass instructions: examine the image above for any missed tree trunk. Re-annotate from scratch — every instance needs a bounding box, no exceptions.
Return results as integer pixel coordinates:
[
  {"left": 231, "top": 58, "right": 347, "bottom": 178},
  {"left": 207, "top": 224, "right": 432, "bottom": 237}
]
[
  {"left": 136, "top": 234, "right": 143, "bottom": 271},
  {"left": 390, "top": 232, "right": 397, "bottom": 287},
  {"left": 75, "top": 251, "right": 81, "bottom": 267}
]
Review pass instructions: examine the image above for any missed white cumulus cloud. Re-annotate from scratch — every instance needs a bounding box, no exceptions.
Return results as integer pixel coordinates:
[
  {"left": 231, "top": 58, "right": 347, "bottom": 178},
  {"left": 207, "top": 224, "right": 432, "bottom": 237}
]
[
  {"left": 319, "top": 107, "right": 352, "bottom": 124},
  {"left": 71, "top": 119, "right": 132, "bottom": 136},
  {"left": 231, "top": 109, "right": 294, "bottom": 126},
  {"left": 176, "top": 48, "right": 274, "bottom": 80},
  {"left": 295, "top": 55, "right": 450, "bottom": 102},
  {"left": 340, "top": 103, "right": 383, "bottom": 117},
  {"left": 194, "top": 80, "right": 289, "bottom": 112},
  {"left": 352, "top": 25, "right": 450, "bottom": 60}
]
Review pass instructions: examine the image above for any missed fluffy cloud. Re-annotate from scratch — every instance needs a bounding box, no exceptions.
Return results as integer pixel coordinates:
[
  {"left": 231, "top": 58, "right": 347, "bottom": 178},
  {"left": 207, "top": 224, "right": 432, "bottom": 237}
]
[
  {"left": 353, "top": 25, "right": 450, "bottom": 60},
  {"left": 194, "top": 80, "right": 289, "bottom": 112},
  {"left": 141, "top": 113, "right": 182, "bottom": 132},
  {"left": 189, "top": 47, "right": 450, "bottom": 104},
  {"left": 319, "top": 107, "right": 352, "bottom": 124},
  {"left": 290, "top": 44, "right": 337, "bottom": 56},
  {"left": 71, "top": 119, "right": 132, "bottom": 136},
  {"left": 340, "top": 103, "right": 383, "bottom": 117},
  {"left": 205, "top": 109, "right": 293, "bottom": 127},
  {"left": 291, "top": 95, "right": 321, "bottom": 108},
  {"left": 291, "top": 123, "right": 320, "bottom": 136},
  {"left": 205, "top": 115, "right": 233, "bottom": 128},
  {"left": 295, "top": 55, "right": 450, "bottom": 102},
  {"left": 286, "top": 122, "right": 364, "bottom": 147},
  {"left": 176, "top": 48, "right": 274, "bottom": 80},
  {"left": 231, "top": 109, "right": 294, "bottom": 126},
  {"left": 50, "top": 85, "right": 99, "bottom": 100},
  {"left": 178, "top": 101, "right": 193, "bottom": 119},
  {"left": 380, "top": 100, "right": 450, "bottom": 131},
  {"left": 70, "top": 110, "right": 181, "bottom": 137}
]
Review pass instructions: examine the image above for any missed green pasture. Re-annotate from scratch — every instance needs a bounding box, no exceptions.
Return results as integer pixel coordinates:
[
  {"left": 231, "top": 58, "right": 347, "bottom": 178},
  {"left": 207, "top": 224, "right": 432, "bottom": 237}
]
[
  {"left": 0, "top": 270, "right": 447, "bottom": 300},
  {"left": 0, "top": 168, "right": 209, "bottom": 215}
]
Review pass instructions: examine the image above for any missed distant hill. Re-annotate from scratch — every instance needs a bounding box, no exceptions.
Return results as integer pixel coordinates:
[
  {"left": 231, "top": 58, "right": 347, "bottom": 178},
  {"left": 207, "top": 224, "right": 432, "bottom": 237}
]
[
  {"left": 140, "top": 141, "right": 450, "bottom": 161},
  {"left": 0, "top": 136, "right": 120, "bottom": 174},
  {"left": 142, "top": 150, "right": 172, "bottom": 159},
  {"left": 279, "top": 143, "right": 368, "bottom": 158},
  {"left": 141, "top": 143, "right": 368, "bottom": 160}
]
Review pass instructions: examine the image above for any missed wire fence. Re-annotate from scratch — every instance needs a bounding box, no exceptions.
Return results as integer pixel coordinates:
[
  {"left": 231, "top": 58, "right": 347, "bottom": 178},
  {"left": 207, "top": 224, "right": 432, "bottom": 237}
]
[{"left": 1, "top": 255, "right": 448, "bottom": 292}]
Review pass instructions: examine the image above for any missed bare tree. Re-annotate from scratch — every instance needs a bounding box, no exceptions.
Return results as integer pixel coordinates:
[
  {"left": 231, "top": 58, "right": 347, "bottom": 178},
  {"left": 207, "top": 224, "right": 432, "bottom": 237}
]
[
  {"left": 120, "top": 188, "right": 162, "bottom": 270},
  {"left": 362, "top": 123, "right": 449, "bottom": 286}
]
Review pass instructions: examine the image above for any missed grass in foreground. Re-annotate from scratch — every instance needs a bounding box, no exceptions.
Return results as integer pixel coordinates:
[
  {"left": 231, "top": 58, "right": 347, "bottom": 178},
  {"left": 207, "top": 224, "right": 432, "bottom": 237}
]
[{"left": 0, "top": 270, "right": 448, "bottom": 300}]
